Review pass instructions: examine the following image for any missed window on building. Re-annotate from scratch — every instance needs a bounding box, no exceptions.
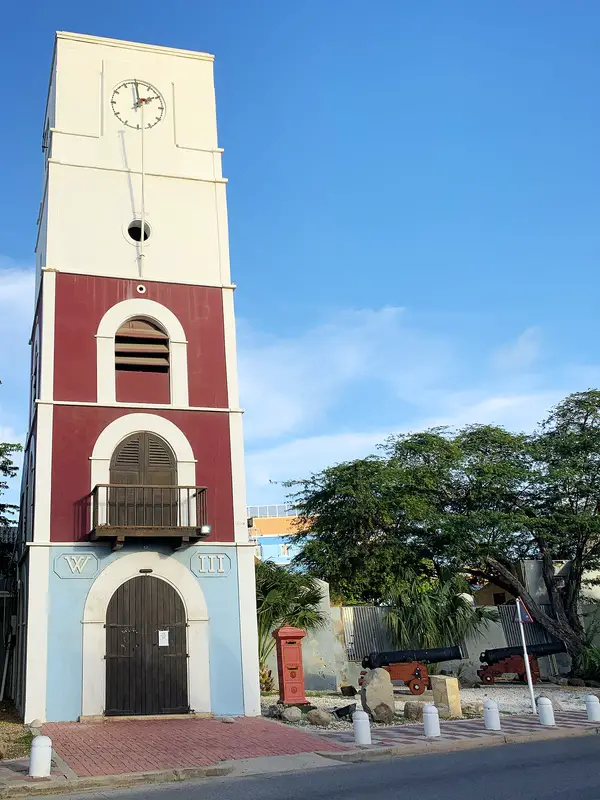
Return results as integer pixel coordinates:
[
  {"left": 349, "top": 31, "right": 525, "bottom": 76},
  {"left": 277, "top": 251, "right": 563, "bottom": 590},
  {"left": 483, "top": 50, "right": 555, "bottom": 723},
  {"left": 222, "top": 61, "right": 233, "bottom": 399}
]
[
  {"left": 115, "top": 318, "right": 169, "bottom": 373},
  {"left": 280, "top": 544, "right": 289, "bottom": 558}
]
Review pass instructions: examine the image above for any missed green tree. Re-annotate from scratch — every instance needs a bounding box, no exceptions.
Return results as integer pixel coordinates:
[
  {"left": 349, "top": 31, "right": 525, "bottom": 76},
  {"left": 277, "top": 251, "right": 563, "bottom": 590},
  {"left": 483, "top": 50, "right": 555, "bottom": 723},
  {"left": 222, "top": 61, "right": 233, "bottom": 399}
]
[
  {"left": 288, "top": 390, "right": 600, "bottom": 663},
  {"left": 255, "top": 559, "right": 326, "bottom": 689},
  {"left": 384, "top": 571, "right": 498, "bottom": 652},
  {"left": 0, "top": 441, "right": 20, "bottom": 529},
  {"left": 0, "top": 379, "right": 21, "bottom": 528},
  {"left": 288, "top": 457, "right": 431, "bottom": 603}
]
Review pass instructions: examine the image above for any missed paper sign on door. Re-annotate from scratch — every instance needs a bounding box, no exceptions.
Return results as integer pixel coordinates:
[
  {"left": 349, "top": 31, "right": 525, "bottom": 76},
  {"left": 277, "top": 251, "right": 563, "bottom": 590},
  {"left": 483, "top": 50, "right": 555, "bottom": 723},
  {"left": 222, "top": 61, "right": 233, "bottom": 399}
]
[{"left": 158, "top": 630, "right": 169, "bottom": 647}]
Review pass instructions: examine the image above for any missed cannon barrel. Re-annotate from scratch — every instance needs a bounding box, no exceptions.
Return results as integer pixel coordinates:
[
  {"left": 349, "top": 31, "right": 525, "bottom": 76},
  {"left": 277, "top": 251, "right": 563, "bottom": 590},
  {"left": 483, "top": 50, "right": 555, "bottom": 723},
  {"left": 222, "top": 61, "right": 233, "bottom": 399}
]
[
  {"left": 480, "top": 641, "right": 566, "bottom": 665},
  {"left": 362, "top": 645, "right": 462, "bottom": 670}
]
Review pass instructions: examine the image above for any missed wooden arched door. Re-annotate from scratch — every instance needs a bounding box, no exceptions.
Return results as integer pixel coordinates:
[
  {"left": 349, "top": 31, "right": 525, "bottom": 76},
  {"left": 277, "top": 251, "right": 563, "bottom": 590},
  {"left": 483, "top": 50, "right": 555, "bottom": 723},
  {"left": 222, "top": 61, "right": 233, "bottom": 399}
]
[
  {"left": 109, "top": 432, "right": 177, "bottom": 527},
  {"left": 105, "top": 575, "right": 189, "bottom": 716}
]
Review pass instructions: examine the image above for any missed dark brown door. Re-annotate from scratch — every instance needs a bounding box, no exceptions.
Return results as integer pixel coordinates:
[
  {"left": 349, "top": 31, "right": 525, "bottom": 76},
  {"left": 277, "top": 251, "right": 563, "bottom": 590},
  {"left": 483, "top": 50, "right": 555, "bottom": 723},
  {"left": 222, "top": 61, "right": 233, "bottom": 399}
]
[
  {"left": 105, "top": 576, "right": 189, "bottom": 715},
  {"left": 109, "top": 432, "right": 177, "bottom": 527}
]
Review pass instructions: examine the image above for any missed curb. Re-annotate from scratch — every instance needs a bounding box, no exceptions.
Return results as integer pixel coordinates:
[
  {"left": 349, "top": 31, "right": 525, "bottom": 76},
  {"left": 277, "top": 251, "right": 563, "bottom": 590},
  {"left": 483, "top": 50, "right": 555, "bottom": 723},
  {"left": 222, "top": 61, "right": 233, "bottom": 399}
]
[
  {"left": 315, "top": 723, "right": 600, "bottom": 763},
  {"left": 0, "top": 764, "right": 233, "bottom": 798}
]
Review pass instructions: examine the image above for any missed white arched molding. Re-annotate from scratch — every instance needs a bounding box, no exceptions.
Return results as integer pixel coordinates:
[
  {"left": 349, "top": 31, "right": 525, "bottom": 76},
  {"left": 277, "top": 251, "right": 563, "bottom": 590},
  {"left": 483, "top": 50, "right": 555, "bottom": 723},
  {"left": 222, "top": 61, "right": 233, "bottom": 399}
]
[
  {"left": 90, "top": 414, "right": 197, "bottom": 524},
  {"left": 96, "top": 298, "right": 189, "bottom": 407},
  {"left": 90, "top": 413, "right": 196, "bottom": 488},
  {"left": 81, "top": 551, "right": 210, "bottom": 718}
]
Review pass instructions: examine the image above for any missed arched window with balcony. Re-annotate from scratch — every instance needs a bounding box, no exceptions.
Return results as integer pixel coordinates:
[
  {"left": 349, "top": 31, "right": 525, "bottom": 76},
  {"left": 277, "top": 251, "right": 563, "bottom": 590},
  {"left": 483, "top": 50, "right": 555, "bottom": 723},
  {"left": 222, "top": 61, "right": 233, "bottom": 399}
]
[{"left": 114, "top": 318, "right": 170, "bottom": 404}]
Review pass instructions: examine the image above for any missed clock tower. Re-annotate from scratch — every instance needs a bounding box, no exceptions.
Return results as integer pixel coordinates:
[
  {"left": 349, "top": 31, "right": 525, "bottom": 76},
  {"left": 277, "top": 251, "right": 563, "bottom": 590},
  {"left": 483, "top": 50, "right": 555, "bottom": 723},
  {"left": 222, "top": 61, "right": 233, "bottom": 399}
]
[{"left": 14, "top": 32, "right": 260, "bottom": 723}]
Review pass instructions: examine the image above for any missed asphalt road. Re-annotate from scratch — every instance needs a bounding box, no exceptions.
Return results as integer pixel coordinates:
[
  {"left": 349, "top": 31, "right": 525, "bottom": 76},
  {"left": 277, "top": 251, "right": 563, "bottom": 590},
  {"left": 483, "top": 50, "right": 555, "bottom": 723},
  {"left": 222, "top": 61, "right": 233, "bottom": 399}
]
[{"left": 41, "top": 736, "right": 600, "bottom": 800}]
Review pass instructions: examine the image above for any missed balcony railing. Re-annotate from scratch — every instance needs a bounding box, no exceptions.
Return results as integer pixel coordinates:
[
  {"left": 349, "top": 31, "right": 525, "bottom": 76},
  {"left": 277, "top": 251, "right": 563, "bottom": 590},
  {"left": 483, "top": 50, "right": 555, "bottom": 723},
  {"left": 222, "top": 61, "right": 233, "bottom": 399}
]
[{"left": 90, "top": 484, "right": 209, "bottom": 550}]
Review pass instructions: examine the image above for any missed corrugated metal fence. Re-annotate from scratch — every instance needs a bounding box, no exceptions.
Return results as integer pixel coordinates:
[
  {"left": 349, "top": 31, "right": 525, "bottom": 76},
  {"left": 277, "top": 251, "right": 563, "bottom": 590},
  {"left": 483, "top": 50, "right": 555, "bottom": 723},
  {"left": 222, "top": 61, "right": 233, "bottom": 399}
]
[
  {"left": 342, "top": 602, "right": 559, "bottom": 662},
  {"left": 341, "top": 606, "right": 394, "bottom": 662},
  {"left": 497, "top": 603, "right": 557, "bottom": 647}
]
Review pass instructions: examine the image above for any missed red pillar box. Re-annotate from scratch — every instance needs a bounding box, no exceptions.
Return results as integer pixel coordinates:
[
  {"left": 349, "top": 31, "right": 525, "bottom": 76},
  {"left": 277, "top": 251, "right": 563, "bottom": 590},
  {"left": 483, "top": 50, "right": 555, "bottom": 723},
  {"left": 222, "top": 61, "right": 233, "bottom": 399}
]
[{"left": 273, "top": 626, "right": 308, "bottom": 705}]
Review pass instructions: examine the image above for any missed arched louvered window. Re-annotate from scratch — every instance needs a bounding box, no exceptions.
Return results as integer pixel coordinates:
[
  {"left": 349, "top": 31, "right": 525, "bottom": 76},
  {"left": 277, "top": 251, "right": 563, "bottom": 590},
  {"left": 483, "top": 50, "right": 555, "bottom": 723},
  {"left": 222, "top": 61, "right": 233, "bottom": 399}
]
[
  {"left": 110, "top": 432, "right": 176, "bottom": 486},
  {"left": 109, "top": 433, "right": 177, "bottom": 527},
  {"left": 115, "top": 318, "right": 169, "bottom": 373}
]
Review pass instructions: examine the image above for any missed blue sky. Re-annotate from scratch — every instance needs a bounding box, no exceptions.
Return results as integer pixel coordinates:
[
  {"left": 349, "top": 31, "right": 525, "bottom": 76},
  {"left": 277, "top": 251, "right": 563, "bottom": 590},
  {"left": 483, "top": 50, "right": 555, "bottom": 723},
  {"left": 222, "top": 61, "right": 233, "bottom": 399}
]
[{"left": 1, "top": 1, "right": 600, "bottom": 509}]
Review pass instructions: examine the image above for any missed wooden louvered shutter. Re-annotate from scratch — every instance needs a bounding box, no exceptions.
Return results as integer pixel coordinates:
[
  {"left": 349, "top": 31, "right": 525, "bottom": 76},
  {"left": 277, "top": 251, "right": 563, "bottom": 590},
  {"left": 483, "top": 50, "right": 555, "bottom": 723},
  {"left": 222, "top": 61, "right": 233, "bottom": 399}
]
[
  {"left": 115, "top": 319, "right": 170, "bottom": 372},
  {"left": 145, "top": 434, "right": 176, "bottom": 486},
  {"left": 109, "top": 435, "right": 142, "bottom": 527},
  {"left": 109, "top": 433, "right": 177, "bottom": 527},
  {"left": 144, "top": 435, "right": 177, "bottom": 526},
  {"left": 111, "top": 435, "right": 142, "bottom": 485}
]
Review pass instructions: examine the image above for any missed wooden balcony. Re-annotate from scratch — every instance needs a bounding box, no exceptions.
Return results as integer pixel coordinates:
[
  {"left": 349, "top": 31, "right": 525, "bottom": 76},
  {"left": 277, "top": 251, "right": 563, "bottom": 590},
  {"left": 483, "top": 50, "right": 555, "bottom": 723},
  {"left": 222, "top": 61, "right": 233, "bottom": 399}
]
[{"left": 90, "top": 484, "right": 209, "bottom": 550}]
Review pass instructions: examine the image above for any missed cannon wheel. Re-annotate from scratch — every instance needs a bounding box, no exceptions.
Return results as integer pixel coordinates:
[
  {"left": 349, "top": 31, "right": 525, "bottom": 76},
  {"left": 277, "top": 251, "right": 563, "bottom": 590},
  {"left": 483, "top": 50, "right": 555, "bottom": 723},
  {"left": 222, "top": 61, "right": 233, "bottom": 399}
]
[
  {"left": 480, "top": 673, "right": 495, "bottom": 685},
  {"left": 408, "top": 679, "right": 426, "bottom": 695}
]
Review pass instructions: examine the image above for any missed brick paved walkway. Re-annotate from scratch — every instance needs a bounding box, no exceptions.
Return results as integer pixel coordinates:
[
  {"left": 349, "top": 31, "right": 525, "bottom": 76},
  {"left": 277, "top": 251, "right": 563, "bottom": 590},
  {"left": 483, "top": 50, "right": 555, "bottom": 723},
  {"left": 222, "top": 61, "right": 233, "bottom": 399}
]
[
  {"left": 43, "top": 717, "right": 345, "bottom": 778},
  {"left": 319, "top": 711, "right": 597, "bottom": 747}
]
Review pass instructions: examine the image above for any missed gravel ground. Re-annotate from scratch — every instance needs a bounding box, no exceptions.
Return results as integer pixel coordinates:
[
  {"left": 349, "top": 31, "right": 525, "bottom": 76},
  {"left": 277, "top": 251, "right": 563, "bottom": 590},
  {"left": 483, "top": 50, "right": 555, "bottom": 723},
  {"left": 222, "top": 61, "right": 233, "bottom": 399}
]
[{"left": 261, "top": 684, "right": 600, "bottom": 731}]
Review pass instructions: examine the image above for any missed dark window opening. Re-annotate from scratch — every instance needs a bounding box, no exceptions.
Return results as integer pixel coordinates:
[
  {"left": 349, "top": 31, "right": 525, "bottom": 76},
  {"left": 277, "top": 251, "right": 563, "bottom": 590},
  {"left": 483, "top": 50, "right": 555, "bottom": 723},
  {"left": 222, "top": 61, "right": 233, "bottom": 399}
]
[
  {"left": 115, "top": 318, "right": 169, "bottom": 373},
  {"left": 493, "top": 592, "right": 507, "bottom": 606},
  {"left": 127, "top": 220, "right": 151, "bottom": 242}
]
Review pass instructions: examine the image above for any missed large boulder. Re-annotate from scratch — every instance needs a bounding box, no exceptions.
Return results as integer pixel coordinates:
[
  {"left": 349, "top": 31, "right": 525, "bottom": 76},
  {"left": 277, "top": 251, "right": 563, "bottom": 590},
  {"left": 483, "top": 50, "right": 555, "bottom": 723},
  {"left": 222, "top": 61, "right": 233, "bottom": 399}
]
[
  {"left": 306, "top": 709, "right": 332, "bottom": 727},
  {"left": 361, "top": 668, "right": 395, "bottom": 719},
  {"left": 568, "top": 678, "right": 586, "bottom": 687},
  {"left": 404, "top": 701, "right": 425, "bottom": 721},
  {"left": 282, "top": 706, "right": 303, "bottom": 723},
  {"left": 372, "top": 702, "right": 394, "bottom": 724}
]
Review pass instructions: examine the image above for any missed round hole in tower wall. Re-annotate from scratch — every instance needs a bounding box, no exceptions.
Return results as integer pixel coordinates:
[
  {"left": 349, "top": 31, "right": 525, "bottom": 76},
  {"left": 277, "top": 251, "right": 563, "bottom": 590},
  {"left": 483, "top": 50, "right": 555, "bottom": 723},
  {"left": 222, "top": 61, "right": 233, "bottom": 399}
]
[{"left": 127, "top": 219, "right": 151, "bottom": 242}]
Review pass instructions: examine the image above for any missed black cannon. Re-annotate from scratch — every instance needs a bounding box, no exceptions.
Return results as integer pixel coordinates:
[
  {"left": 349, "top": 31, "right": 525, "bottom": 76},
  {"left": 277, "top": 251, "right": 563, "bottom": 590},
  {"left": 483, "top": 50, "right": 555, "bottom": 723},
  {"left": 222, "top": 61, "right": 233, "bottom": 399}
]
[
  {"left": 360, "top": 645, "right": 463, "bottom": 695},
  {"left": 478, "top": 641, "right": 566, "bottom": 684}
]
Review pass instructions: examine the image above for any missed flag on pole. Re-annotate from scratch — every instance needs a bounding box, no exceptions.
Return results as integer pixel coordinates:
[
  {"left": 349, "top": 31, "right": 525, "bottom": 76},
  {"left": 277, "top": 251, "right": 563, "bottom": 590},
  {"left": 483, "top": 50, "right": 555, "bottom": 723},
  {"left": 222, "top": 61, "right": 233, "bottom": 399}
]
[{"left": 514, "top": 599, "right": 533, "bottom": 624}]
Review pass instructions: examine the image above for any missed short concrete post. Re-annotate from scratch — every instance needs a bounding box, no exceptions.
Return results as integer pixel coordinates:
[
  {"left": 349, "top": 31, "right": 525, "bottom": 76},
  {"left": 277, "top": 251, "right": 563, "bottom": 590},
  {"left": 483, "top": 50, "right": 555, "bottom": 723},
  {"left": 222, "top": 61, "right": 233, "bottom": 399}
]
[
  {"left": 484, "top": 698, "right": 501, "bottom": 731},
  {"left": 29, "top": 735, "right": 52, "bottom": 778},
  {"left": 585, "top": 694, "right": 600, "bottom": 723},
  {"left": 537, "top": 697, "right": 555, "bottom": 726},
  {"left": 423, "top": 704, "right": 441, "bottom": 738},
  {"left": 353, "top": 709, "right": 372, "bottom": 746}
]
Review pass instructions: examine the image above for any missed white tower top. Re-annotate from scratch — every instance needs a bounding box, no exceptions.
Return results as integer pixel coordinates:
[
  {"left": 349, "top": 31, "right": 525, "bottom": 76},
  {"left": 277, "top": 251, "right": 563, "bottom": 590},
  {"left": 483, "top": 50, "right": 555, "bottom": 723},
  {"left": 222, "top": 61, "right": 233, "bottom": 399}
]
[{"left": 38, "top": 31, "right": 231, "bottom": 287}]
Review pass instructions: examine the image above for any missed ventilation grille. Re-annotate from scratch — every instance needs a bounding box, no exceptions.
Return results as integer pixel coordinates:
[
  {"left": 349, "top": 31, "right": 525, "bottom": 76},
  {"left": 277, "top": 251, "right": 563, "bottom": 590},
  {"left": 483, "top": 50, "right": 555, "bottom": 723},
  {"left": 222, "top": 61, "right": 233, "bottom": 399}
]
[
  {"left": 114, "top": 436, "right": 140, "bottom": 468},
  {"left": 115, "top": 318, "right": 169, "bottom": 373},
  {"left": 148, "top": 436, "right": 174, "bottom": 467}
]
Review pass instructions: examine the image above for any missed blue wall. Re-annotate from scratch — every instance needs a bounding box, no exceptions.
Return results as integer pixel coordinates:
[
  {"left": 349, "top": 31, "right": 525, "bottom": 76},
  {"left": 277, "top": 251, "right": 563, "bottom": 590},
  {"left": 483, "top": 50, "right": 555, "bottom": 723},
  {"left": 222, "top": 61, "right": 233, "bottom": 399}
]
[
  {"left": 256, "top": 535, "right": 301, "bottom": 565},
  {"left": 45, "top": 544, "right": 244, "bottom": 721}
]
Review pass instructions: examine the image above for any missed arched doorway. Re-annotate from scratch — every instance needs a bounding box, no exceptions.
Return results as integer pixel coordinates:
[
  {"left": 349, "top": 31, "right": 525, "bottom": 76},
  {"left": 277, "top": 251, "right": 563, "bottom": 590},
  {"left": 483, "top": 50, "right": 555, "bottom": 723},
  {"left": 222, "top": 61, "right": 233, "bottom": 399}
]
[
  {"left": 105, "top": 575, "right": 189, "bottom": 716},
  {"left": 109, "top": 432, "right": 177, "bottom": 527}
]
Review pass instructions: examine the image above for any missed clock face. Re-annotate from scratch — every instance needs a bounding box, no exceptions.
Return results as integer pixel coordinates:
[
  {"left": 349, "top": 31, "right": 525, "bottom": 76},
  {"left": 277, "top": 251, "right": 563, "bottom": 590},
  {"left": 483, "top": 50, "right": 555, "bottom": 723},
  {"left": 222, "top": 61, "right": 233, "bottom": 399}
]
[{"left": 110, "top": 80, "right": 165, "bottom": 129}]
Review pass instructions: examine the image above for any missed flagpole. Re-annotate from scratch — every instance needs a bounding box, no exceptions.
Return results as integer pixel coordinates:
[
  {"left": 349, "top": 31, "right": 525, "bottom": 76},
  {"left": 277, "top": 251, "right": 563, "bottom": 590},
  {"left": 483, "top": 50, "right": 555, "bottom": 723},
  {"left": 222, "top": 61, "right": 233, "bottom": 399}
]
[{"left": 517, "top": 597, "right": 537, "bottom": 714}]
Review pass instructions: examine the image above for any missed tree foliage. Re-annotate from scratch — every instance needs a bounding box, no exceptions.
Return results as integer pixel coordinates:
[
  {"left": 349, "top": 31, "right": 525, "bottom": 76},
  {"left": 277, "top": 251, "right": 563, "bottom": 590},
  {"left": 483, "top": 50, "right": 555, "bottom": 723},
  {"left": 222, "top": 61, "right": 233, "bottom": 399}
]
[
  {"left": 0, "top": 380, "right": 21, "bottom": 529},
  {"left": 255, "top": 559, "right": 326, "bottom": 671},
  {"left": 384, "top": 571, "right": 498, "bottom": 651},
  {"left": 288, "top": 390, "right": 600, "bottom": 660}
]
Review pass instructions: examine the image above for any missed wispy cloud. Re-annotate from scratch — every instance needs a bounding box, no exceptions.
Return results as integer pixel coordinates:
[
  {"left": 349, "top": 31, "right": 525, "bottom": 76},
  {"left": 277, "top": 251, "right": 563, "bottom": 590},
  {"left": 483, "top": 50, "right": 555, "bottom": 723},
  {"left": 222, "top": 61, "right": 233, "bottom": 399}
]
[
  {"left": 241, "top": 316, "right": 595, "bottom": 503},
  {"left": 492, "top": 326, "right": 542, "bottom": 371},
  {"left": 238, "top": 307, "right": 454, "bottom": 442}
]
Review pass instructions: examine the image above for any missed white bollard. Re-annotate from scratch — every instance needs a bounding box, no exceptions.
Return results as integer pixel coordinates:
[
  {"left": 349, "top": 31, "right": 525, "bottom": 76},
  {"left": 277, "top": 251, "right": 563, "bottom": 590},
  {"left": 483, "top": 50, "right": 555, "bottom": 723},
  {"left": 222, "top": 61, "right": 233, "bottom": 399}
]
[
  {"left": 585, "top": 694, "right": 600, "bottom": 723},
  {"left": 537, "top": 697, "right": 555, "bottom": 726},
  {"left": 423, "top": 704, "right": 441, "bottom": 738},
  {"left": 484, "top": 698, "right": 501, "bottom": 731},
  {"left": 353, "top": 709, "right": 372, "bottom": 746},
  {"left": 29, "top": 735, "right": 52, "bottom": 778}
]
